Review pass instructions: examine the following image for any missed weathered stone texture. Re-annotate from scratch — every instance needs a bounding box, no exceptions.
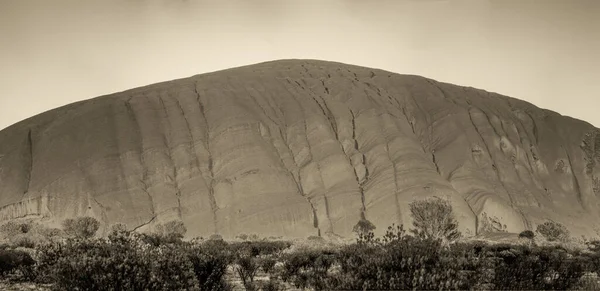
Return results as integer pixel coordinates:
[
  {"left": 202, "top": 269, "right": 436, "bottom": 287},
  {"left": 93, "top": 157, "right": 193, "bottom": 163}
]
[{"left": 1, "top": 59, "right": 598, "bottom": 238}]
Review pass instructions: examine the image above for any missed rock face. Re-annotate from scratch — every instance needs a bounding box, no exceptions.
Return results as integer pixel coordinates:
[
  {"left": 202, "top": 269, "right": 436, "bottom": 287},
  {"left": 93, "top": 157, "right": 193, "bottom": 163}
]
[{"left": 1, "top": 59, "right": 599, "bottom": 239}]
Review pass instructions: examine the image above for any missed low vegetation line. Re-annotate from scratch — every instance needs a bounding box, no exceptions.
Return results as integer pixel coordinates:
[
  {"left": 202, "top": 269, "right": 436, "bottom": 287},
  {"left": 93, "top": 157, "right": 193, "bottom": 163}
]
[{"left": 0, "top": 197, "right": 599, "bottom": 290}]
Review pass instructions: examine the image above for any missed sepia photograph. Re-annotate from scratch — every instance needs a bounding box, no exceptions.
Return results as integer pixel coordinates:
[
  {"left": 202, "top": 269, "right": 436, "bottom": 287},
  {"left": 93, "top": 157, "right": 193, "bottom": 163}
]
[{"left": 0, "top": 0, "right": 599, "bottom": 290}]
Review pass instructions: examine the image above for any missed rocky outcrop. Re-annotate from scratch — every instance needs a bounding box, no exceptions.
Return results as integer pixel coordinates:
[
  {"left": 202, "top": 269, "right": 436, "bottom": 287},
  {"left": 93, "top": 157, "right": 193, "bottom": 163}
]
[{"left": 1, "top": 59, "right": 599, "bottom": 239}]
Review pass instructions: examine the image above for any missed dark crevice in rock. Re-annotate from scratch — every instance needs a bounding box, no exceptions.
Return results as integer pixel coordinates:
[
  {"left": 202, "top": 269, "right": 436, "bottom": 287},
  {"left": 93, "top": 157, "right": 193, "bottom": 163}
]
[
  {"left": 78, "top": 164, "right": 109, "bottom": 231},
  {"left": 132, "top": 215, "right": 157, "bottom": 232},
  {"left": 174, "top": 97, "right": 201, "bottom": 169},
  {"left": 563, "top": 145, "right": 585, "bottom": 210},
  {"left": 350, "top": 110, "right": 368, "bottom": 217},
  {"left": 508, "top": 106, "right": 539, "bottom": 175},
  {"left": 524, "top": 110, "right": 539, "bottom": 145},
  {"left": 401, "top": 106, "right": 417, "bottom": 135},
  {"left": 124, "top": 98, "right": 157, "bottom": 221},
  {"left": 309, "top": 93, "right": 339, "bottom": 140},
  {"left": 432, "top": 151, "right": 441, "bottom": 175},
  {"left": 249, "top": 83, "right": 320, "bottom": 235},
  {"left": 297, "top": 173, "right": 320, "bottom": 235},
  {"left": 280, "top": 77, "right": 327, "bottom": 235},
  {"left": 92, "top": 197, "right": 110, "bottom": 234},
  {"left": 321, "top": 80, "right": 330, "bottom": 95},
  {"left": 324, "top": 196, "right": 334, "bottom": 233},
  {"left": 140, "top": 180, "right": 156, "bottom": 218},
  {"left": 23, "top": 129, "right": 34, "bottom": 196},
  {"left": 248, "top": 95, "right": 280, "bottom": 128},
  {"left": 467, "top": 109, "right": 515, "bottom": 207},
  {"left": 303, "top": 117, "right": 327, "bottom": 234},
  {"left": 193, "top": 84, "right": 218, "bottom": 233},
  {"left": 384, "top": 140, "right": 403, "bottom": 225}
]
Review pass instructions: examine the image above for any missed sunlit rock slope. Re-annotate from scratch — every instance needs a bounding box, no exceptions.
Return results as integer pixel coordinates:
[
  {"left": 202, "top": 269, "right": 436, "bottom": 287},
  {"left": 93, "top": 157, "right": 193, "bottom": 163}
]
[{"left": 1, "top": 59, "right": 599, "bottom": 239}]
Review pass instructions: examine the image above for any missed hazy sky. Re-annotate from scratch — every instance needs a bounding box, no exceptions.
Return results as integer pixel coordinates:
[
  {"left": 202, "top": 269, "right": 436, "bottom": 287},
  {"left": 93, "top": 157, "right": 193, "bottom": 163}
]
[{"left": 1, "top": 0, "right": 599, "bottom": 130}]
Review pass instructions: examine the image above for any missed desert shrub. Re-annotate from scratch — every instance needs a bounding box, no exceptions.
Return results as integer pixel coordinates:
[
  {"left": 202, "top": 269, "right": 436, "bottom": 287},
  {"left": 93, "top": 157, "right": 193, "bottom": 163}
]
[
  {"left": 259, "top": 257, "right": 277, "bottom": 274},
  {"left": 155, "top": 220, "right": 187, "bottom": 241},
  {"left": 409, "top": 197, "right": 461, "bottom": 244},
  {"left": 236, "top": 233, "right": 249, "bottom": 241},
  {"left": 186, "top": 243, "right": 231, "bottom": 291},
  {"left": 258, "top": 279, "right": 284, "bottom": 291},
  {"left": 36, "top": 226, "right": 64, "bottom": 242},
  {"left": 279, "top": 248, "right": 336, "bottom": 291},
  {"left": 62, "top": 216, "right": 100, "bottom": 239},
  {"left": 307, "top": 235, "right": 325, "bottom": 242},
  {"left": 109, "top": 223, "right": 127, "bottom": 234},
  {"left": 210, "top": 234, "right": 224, "bottom": 241},
  {"left": 536, "top": 221, "right": 570, "bottom": 242},
  {"left": 586, "top": 239, "right": 600, "bottom": 253},
  {"left": 0, "top": 221, "right": 46, "bottom": 247},
  {"left": 228, "top": 241, "right": 291, "bottom": 290},
  {"left": 33, "top": 229, "right": 231, "bottom": 290},
  {"left": 0, "top": 221, "right": 32, "bottom": 237},
  {"left": 571, "top": 272, "right": 600, "bottom": 291},
  {"left": 230, "top": 241, "right": 292, "bottom": 258},
  {"left": 519, "top": 230, "right": 535, "bottom": 240},
  {"left": 484, "top": 244, "right": 586, "bottom": 290},
  {"left": 11, "top": 235, "right": 36, "bottom": 248},
  {"left": 0, "top": 248, "right": 35, "bottom": 280},
  {"left": 146, "top": 245, "right": 200, "bottom": 290},
  {"left": 330, "top": 237, "right": 490, "bottom": 290}
]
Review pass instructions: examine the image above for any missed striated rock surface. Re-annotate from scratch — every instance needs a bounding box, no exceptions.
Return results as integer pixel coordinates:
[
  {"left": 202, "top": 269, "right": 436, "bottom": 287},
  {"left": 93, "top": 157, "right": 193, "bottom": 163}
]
[{"left": 1, "top": 59, "right": 599, "bottom": 239}]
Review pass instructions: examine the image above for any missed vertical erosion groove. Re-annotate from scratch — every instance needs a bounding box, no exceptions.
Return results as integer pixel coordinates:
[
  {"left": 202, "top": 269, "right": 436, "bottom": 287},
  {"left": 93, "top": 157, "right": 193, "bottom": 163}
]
[
  {"left": 157, "top": 96, "right": 183, "bottom": 220},
  {"left": 282, "top": 76, "right": 325, "bottom": 235},
  {"left": 23, "top": 129, "right": 34, "bottom": 196},
  {"left": 350, "top": 110, "right": 368, "bottom": 219},
  {"left": 467, "top": 108, "right": 515, "bottom": 205},
  {"left": 468, "top": 107, "right": 533, "bottom": 230},
  {"left": 124, "top": 97, "right": 156, "bottom": 222},
  {"left": 174, "top": 97, "right": 201, "bottom": 169},
  {"left": 193, "top": 84, "right": 218, "bottom": 233},
  {"left": 429, "top": 82, "right": 480, "bottom": 233},
  {"left": 563, "top": 146, "right": 585, "bottom": 210}
]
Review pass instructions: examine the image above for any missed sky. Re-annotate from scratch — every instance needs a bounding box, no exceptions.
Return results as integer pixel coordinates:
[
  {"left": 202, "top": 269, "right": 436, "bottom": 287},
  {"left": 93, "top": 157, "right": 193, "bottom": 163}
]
[{"left": 0, "top": 0, "right": 599, "bottom": 130}]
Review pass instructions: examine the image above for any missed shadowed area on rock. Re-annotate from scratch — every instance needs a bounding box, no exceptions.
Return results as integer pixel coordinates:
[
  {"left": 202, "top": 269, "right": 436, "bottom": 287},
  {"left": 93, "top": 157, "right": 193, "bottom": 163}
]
[{"left": 1, "top": 59, "right": 599, "bottom": 239}]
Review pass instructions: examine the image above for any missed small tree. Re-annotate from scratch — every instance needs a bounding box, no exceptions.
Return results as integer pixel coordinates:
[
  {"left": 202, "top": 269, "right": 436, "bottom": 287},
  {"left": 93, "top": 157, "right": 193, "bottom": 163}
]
[
  {"left": 352, "top": 218, "right": 376, "bottom": 237},
  {"left": 409, "top": 197, "right": 461, "bottom": 244},
  {"left": 235, "top": 255, "right": 259, "bottom": 291},
  {"left": 519, "top": 230, "right": 535, "bottom": 240},
  {"left": 536, "top": 221, "right": 570, "bottom": 242},
  {"left": 62, "top": 216, "right": 100, "bottom": 239}
]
